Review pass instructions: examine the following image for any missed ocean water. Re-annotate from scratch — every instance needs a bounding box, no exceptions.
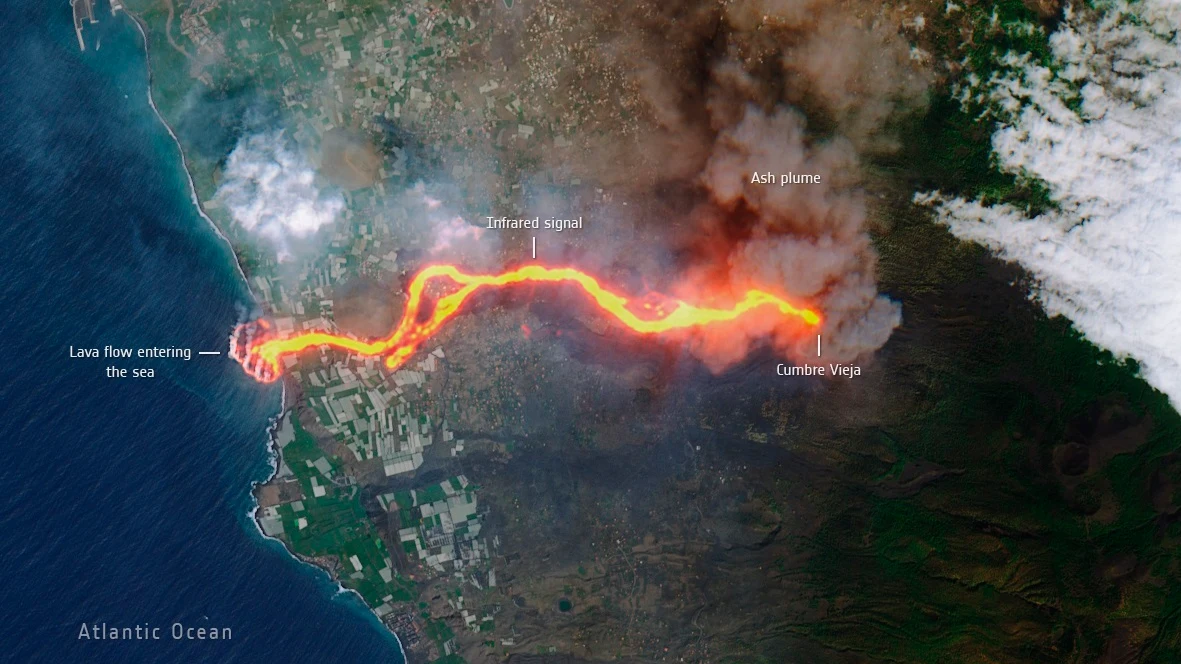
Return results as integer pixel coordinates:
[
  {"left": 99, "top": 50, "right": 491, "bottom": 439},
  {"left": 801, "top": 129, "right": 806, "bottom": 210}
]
[{"left": 0, "top": 2, "right": 404, "bottom": 662}]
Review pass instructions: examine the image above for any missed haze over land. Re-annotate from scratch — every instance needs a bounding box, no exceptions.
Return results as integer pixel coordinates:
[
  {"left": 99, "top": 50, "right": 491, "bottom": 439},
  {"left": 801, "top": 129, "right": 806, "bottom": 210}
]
[
  {"left": 212, "top": 0, "right": 935, "bottom": 370},
  {"left": 101, "top": 0, "right": 1181, "bottom": 660}
]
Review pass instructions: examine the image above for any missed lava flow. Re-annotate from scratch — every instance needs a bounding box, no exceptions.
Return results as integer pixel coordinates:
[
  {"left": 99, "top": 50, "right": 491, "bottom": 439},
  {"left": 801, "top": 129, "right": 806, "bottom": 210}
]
[{"left": 231, "top": 264, "right": 822, "bottom": 383}]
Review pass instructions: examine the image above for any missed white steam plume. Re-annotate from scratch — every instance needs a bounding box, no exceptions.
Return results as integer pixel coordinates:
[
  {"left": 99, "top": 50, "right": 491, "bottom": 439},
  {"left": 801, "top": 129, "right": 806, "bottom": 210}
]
[
  {"left": 216, "top": 130, "right": 344, "bottom": 256},
  {"left": 919, "top": 1, "right": 1181, "bottom": 404}
]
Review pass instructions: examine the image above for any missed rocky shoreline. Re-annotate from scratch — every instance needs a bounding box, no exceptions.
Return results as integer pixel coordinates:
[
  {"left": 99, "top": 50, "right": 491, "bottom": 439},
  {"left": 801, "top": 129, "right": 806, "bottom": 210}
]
[{"left": 120, "top": 6, "right": 410, "bottom": 661}]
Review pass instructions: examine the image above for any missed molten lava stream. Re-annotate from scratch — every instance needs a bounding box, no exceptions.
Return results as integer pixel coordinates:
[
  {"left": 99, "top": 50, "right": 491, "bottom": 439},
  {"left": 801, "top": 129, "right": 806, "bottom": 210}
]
[{"left": 233, "top": 263, "right": 821, "bottom": 383}]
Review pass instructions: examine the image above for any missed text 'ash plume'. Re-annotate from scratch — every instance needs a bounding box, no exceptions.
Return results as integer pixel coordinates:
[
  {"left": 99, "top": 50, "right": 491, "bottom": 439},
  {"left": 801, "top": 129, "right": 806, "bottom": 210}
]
[
  {"left": 514, "top": 0, "right": 929, "bottom": 366},
  {"left": 217, "top": 0, "right": 931, "bottom": 372}
]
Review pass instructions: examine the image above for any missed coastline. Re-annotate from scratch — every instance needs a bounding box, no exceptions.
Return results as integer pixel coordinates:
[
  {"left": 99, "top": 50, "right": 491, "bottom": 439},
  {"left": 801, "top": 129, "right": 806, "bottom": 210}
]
[
  {"left": 121, "top": 8, "right": 253, "bottom": 297},
  {"left": 120, "top": 8, "right": 408, "bottom": 662}
]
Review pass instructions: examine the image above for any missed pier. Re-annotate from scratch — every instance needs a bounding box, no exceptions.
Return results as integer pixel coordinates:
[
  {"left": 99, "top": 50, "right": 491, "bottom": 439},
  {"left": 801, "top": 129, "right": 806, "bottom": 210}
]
[{"left": 70, "top": 0, "right": 96, "bottom": 51}]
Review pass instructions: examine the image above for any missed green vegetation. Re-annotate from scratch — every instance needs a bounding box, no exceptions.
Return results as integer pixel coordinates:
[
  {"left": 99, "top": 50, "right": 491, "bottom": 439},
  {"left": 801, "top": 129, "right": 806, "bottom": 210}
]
[
  {"left": 120, "top": 0, "right": 1181, "bottom": 659},
  {"left": 887, "top": 93, "right": 1056, "bottom": 214},
  {"left": 797, "top": 6, "right": 1181, "bottom": 653},
  {"left": 797, "top": 188, "right": 1181, "bottom": 659},
  {"left": 272, "top": 417, "right": 414, "bottom": 606},
  {"left": 880, "top": 0, "right": 1065, "bottom": 214}
]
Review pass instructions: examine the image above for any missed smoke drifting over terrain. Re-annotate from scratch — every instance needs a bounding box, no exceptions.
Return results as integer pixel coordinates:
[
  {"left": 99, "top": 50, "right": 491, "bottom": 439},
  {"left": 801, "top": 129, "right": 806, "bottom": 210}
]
[
  {"left": 214, "top": 0, "right": 932, "bottom": 370},
  {"left": 689, "top": 107, "right": 901, "bottom": 366},
  {"left": 216, "top": 130, "right": 343, "bottom": 257},
  {"left": 920, "top": 1, "right": 1181, "bottom": 405},
  {"left": 409, "top": 182, "right": 501, "bottom": 268},
  {"left": 510, "top": 0, "right": 928, "bottom": 365}
]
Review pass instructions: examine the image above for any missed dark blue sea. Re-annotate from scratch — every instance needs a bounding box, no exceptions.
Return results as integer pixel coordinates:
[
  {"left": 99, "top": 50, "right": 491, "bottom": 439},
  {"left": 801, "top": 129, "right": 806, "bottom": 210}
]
[{"left": 0, "top": 2, "right": 405, "bottom": 662}]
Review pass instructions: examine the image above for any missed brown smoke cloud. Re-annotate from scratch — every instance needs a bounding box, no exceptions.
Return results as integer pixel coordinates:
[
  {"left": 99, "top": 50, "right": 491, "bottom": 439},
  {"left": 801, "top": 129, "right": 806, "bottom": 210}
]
[
  {"left": 580, "top": 0, "right": 924, "bottom": 365},
  {"left": 687, "top": 106, "right": 901, "bottom": 366},
  {"left": 455, "top": 0, "right": 929, "bottom": 367}
]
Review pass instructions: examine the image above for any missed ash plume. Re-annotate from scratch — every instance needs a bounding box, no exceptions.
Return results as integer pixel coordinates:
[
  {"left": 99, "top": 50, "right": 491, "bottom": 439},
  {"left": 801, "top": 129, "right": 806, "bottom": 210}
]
[
  {"left": 497, "top": 0, "right": 928, "bottom": 367},
  {"left": 684, "top": 106, "right": 901, "bottom": 367}
]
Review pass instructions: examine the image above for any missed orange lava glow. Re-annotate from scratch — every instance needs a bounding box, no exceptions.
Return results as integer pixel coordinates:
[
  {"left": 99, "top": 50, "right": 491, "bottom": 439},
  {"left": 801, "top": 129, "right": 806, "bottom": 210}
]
[{"left": 232, "top": 264, "right": 822, "bottom": 383}]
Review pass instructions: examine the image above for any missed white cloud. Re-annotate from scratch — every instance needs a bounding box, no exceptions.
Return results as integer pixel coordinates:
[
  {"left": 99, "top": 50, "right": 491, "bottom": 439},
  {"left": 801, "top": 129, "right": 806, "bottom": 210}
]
[
  {"left": 216, "top": 130, "right": 343, "bottom": 254},
  {"left": 919, "top": 1, "right": 1181, "bottom": 404}
]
